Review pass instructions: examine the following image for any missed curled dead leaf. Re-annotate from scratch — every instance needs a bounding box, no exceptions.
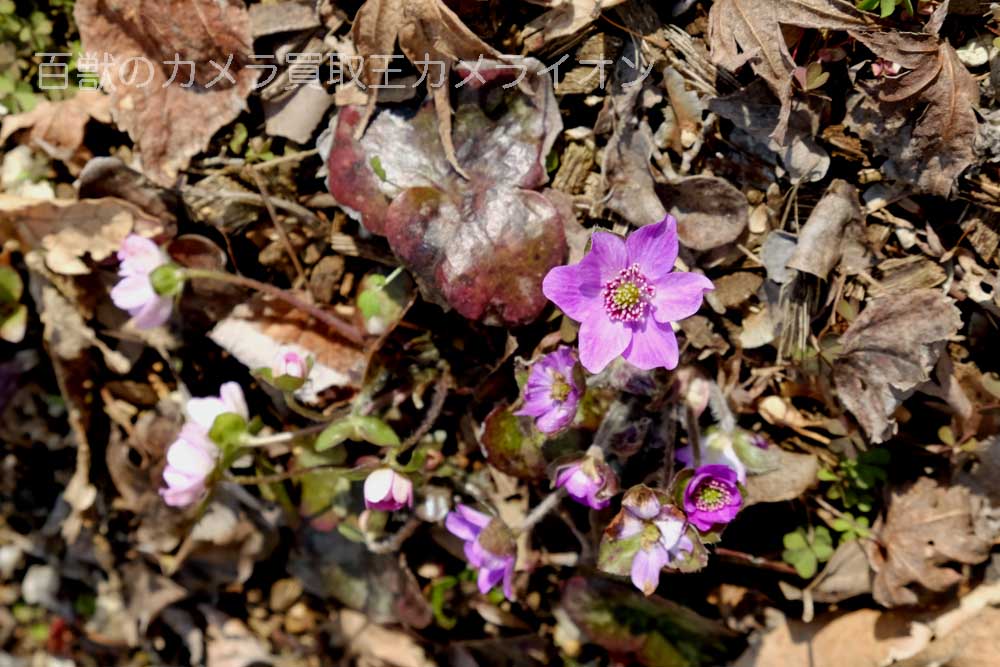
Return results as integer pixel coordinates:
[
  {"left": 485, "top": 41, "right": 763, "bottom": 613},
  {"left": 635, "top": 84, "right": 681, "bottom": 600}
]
[{"left": 657, "top": 176, "right": 749, "bottom": 251}]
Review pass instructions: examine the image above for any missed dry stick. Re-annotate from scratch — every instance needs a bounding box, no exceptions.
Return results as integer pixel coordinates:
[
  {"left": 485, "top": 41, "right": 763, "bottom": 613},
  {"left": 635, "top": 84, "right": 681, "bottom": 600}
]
[
  {"left": 714, "top": 547, "right": 799, "bottom": 575},
  {"left": 184, "top": 268, "right": 364, "bottom": 344},
  {"left": 517, "top": 488, "right": 568, "bottom": 534},
  {"left": 246, "top": 167, "right": 310, "bottom": 293}
]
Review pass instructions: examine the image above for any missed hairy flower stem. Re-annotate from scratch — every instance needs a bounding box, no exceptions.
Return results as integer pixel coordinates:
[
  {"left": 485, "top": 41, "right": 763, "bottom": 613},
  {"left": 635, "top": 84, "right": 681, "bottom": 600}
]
[
  {"left": 517, "top": 488, "right": 567, "bottom": 535},
  {"left": 240, "top": 422, "right": 331, "bottom": 448},
  {"left": 183, "top": 268, "right": 364, "bottom": 344}
]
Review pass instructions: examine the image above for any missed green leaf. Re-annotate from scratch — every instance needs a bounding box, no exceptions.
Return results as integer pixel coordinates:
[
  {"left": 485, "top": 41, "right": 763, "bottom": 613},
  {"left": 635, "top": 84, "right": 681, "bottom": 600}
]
[
  {"left": 209, "top": 412, "right": 248, "bottom": 449},
  {"left": 783, "top": 548, "right": 818, "bottom": 578},
  {"left": 817, "top": 467, "right": 839, "bottom": 482},
  {"left": 782, "top": 530, "right": 808, "bottom": 550},
  {"left": 480, "top": 404, "right": 548, "bottom": 480},
  {"left": 0, "top": 304, "right": 27, "bottom": 343},
  {"left": 370, "top": 156, "right": 387, "bottom": 182},
  {"left": 880, "top": 0, "right": 896, "bottom": 17},
  {"left": 597, "top": 531, "right": 643, "bottom": 577},
  {"left": 314, "top": 415, "right": 400, "bottom": 451},
  {"left": 0, "top": 266, "right": 23, "bottom": 303},
  {"left": 229, "top": 122, "right": 248, "bottom": 154}
]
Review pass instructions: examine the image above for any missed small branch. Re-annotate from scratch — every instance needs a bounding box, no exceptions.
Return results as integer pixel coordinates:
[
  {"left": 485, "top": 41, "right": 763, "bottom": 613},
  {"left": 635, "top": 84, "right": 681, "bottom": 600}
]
[
  {"left": 714, "top": 547, "right": 798, "bottom": 575},
  {"left": 246, "top": 167, "right": 310, "bottom": 293},
  {"left": 240, "top": 422, "right": 330, "bottom": 447},
  {"left": 226, "top": 463, "right": 343, "bottom": 485},
  {"left": 184, "top": 268, "right": 364, "bottom": 344},
  {"left": 517, "top": 488, "right": 567, "bottom": 535},
  {"left": 398, "top": 370, "right": 451, "bottom": 453},
  {"left": 365, "top": 516, "right": 421, "bottom": 554}
]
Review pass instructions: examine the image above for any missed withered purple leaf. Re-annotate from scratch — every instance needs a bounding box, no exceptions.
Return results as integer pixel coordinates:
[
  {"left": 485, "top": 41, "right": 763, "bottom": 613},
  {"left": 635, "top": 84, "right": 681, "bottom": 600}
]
[{"left": 325, "top": 60, "right": 567, "bottom": 326}]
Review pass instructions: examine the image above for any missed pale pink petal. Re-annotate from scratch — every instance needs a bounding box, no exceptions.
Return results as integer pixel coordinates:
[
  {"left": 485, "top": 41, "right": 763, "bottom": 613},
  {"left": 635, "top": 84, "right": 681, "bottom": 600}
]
[
  {"left": 651, "top": 272, "right": 714, "bottom": 324},
  {"left": 186, "top": 397, "right": 227, "bottom": 432},
  {"left": 631, "top": 545, "right": 668, "bottom": 595},
  {"left": 653, "top": 517, "right": 685, "bottom": 549},
  {"left": 118, "top": 234, "right": 165, "bottom": 276},
  {"left": 578, "top": 313, "right": 631, "bottom": 374},
  {"left": 364, "top": 468, "right": 393, "bottom": 504},
  {"left": 622, "top": 319, "right": 679, "bottom": 370},
  {"left": 625, "top": 216, "right": 679, "bottom": 282},
  {"left": 110, "top": 275, "right": 156, "bottom": 310},
  {"left": 588, "top": 231, "right": 628, "bottom": 282},
  {"left": 391, "top": 473, "right": 413, "bottom": 506},
  {"left": 534, "top": 403, "right": 575, "bottom": 433},
  {"left": 130, "top": 296, "right": 173, "bottom": 329},
  {"left": 219, "top": 382, "right": 249, "bottom": 419}
]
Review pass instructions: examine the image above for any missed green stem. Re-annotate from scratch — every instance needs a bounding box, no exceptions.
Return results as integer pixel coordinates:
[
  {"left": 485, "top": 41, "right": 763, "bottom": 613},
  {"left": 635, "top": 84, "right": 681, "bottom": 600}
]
[
  {"left": 239, "top": 422, "right": 330, "bottom": 448},
  {"left": 183, "top": 268, "right": 364, "bottom": 344}
]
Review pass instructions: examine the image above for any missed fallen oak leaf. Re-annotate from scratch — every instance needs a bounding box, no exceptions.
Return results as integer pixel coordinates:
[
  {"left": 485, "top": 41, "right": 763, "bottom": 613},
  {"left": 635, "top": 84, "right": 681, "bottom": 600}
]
[
  {"left": 0, "top": 90, "right": 112, "bottom": 174},
  {"left": 74, "top": 0, "right": 259, "bottom": 185},
  {"left": 350, "top": 0, "right": 503, "bottom": 176},
  {"left": 707, "top": 0, "right": 869, "bottom": 141},
  {"left": 832, "top": 289, "right": 962, "bottom": 443},
  {"left": 865, "top": 477, "right": 990, "bottom": 607}
]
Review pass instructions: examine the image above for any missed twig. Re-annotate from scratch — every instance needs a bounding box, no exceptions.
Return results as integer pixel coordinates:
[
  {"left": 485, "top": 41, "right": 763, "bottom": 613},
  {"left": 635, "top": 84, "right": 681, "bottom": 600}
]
[
  {"left": 398, "top": 370, "right": 451, "bottom": 453},
  {"left": 517, "top": 488, "right": 567, "bottom": 534},
  {"left": 246, "top": 167, "right": 310, "bottom": 293},
  {"left": 365, "top": 516, "right": 421, "bottom": 554},
  {"left": 184, "top": 268, "right": 364, "bottom": 344},
  {"left": 714, "top": 547, "right": 798, "bottom": 575}
]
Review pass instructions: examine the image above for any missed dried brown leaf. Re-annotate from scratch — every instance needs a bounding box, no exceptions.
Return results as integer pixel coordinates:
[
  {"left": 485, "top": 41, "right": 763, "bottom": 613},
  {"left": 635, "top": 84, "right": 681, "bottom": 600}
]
[
  {"left": 0, "top": 90, "right": 111, "bottom": 174},
  {"left": 846, "top": 36, "right": 979, "bottom": 196},
  {"left": 707, "top": 0, "right": 867, "bottom": 140},
  {"left": 656, "top": 176, "right": 749, "bottom": 251},
  {"left": 350, "top": 0, "right": 502, "bottom": 174},
  {"left": 786, "top": 179, "right": 868, "bottom": 279},
  {"left": 833, "top": 289, "right": 962, "bottom": 443},
  {"left": 522, "top": 0, "right": 628, "bottom": 52},
  {"left": 744, "top": 449, "right": 818, "bottom": 505},
  {"left": 74, "top": 0, "right": 259, "bottom": 185},
  {"left": 866, "top": 477, "right": 990, "bottom": 607}
]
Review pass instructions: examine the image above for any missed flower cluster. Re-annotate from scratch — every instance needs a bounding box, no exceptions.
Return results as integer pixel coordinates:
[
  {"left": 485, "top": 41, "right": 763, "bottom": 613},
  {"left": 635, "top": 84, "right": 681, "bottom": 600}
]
[{"left": 160, "top": 382, "right": 249, "bottom": 507}]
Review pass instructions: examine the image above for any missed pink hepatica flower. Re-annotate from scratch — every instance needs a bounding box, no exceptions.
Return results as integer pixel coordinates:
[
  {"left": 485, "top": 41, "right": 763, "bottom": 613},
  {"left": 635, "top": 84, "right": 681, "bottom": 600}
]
[
  {"left": 542, "top": 215, "right": 713, "bottom": 373},
  {"left": 613, "top": 486, "right": 694, "bottom": 595},
  {"left": 514, "top": 346, "right": 582, "bottom": 434},
  {"left": 160, "top": 382, "right": 249, "bottom": 508},
  {"left": 110, "top": 234, "right": 174, "bottom": 329},
  {"left": 445, "top": 504, "right": 516, "bottom": 600},
  {"left": 683, "top": 464, "right": 743, "bottom": 532},
  {"left": 272, "top": 348, "right": 308, "bottom": 379},
  {"left": 363, "top": 468, "right": 413, "bottom": 511},
  {"left": 160, "top": 424, "right": 218, "bottom": 507}
]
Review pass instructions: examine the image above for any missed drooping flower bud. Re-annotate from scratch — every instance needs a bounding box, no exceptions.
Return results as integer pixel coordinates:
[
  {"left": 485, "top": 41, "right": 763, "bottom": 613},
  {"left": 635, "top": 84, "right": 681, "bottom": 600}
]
[
  {"left": 110, "top": 234, "right": 178, "bottom": 329},
  {"left": 444, "top": 504, "right": 516, "bottom": 599},
  {"left": 515, "top": 346, "right": 583, "bottom": 434},
  {"left": 363, "top": 468, "right": 414, "bottom": 511},
  {"left": 553, "top": 446, "right": 618, "bottom": 509}
]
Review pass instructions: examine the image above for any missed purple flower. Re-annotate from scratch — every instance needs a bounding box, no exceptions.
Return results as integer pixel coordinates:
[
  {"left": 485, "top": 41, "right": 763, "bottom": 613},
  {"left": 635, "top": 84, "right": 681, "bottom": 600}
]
[
  {"left": 683, "top": 465, "right": 743, "bottom": 532},
  {"left": 110, "top": 234, "right": 174, "bottom": 329},
  {"left": 542, "top": 215, "right": 713, "bottom": 373},
  {"left": 363, "top": 468, "right": 413, "bottom": 511},
  {"left": 554, "top": 446, "right": 618, "bottom": 509},
  {"left": 444, "top": 504, "right": 516, "bottom": 600},
  {"left": 614, "top": 486, "right": 694, "bottom": 595},
  {"left": 514, "top": 346, "right": 582, "bottom": 434}
]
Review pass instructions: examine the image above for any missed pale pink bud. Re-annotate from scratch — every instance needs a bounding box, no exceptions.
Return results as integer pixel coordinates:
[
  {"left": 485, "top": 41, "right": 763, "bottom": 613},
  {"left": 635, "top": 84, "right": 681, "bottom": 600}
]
[
  {"left": 363, "top": 468, "right": 413, "bottom": 511},
  {"left": 272, "top": 348, "right": 308, "bottom": 379}
]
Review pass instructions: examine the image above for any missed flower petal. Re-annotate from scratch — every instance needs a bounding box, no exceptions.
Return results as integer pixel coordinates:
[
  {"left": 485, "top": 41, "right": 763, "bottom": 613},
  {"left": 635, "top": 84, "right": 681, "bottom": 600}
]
[
  {"left": 477, "top": 563, "right": 505, "bottom": 594},
  {"left": 501, "top": 559, "right": 515, "bottom": 600},
  {"left": 219, "top": 382, "right": 249, "bottom": 419},
  {"left": 542, "top": 262, "right": 602, "bottom": 321},
  {"left": 186, "top": 397, "right": 227, "bottom": 432},
  {"left": 651, "top": 271, "right": 714, "bottom": 324},
  {"left": 456, "top": 504, "right": 492, "bottom": 529},
  {"left": 364, "top": 468, "right": 393, "bottom": 504},
  {"left": 130, "top": 296, "right": 173, "bottom": 329},
  {"left": 446, "top": 513, "right": 481, "bottom": 542},
  {"left": 578, "top": 313, "right": 631, "bottom": 374},
  {"left": 535, "top": 404, "right": 575, "bottom": 433},
  {"left": 110, "top": 275, "right": 156, "bottom": 310},
  {"left": 630, "top": 545, "right": 668, "bottom": 595},
  {"left": 622, "top": 319, "right": 679, "bottom": 371},
  {"left": 625, "top": 216, "right": 679, "bottom": 282}
]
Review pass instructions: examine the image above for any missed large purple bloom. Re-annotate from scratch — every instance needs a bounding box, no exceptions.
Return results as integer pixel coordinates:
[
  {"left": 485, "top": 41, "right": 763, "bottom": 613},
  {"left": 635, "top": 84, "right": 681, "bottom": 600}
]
[
  {"left": 542, "top": 215, "right": 713, "bottom": 373},
  {"left": 683, "top": 465, "right": 743, "bottom": 532},
  {"left": 515, "top": 346, "right": 582, "bottom": 434},
  {"left": 444, "top": 504, "right": 516, "bottom": 600}
]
